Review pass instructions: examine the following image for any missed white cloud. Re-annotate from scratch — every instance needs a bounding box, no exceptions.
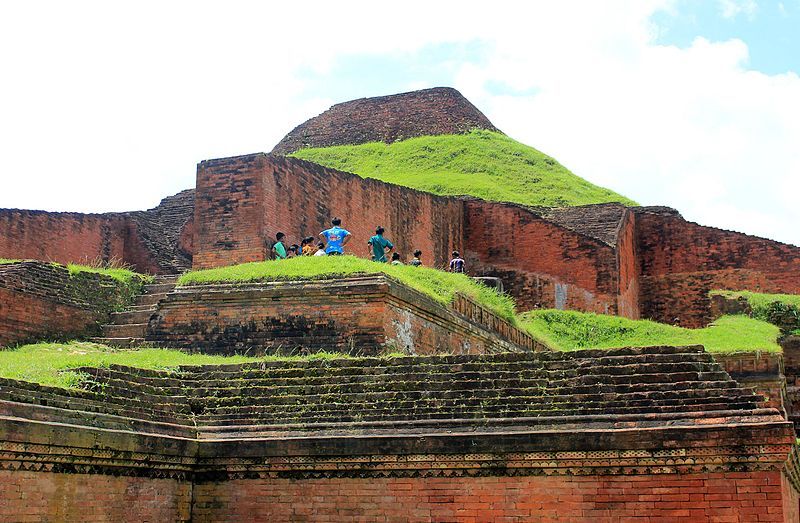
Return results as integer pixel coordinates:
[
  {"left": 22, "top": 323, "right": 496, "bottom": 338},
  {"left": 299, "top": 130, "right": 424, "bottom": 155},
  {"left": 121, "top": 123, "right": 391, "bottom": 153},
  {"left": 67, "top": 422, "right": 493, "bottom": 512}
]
[
  {"left": 0, "top": 1, "right": 797, "bottom": 247},
  {"left": 718, "top": 0, "right": 758, "bottom": 19}
]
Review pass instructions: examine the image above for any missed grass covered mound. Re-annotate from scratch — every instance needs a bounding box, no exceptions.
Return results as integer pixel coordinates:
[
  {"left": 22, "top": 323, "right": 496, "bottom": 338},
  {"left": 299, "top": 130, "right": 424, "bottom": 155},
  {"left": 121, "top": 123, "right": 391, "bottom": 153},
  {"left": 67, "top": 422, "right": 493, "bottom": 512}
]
[
  {"left": 711, "top": 290, "right": 800, "bottom": 326},
  {"left": 0, "top": 341, "right": 350, "bottom": 389},
  {"left": 290, "top": 130, "right": 637, "bottom": 208},
  {"left": 178, "top": 255, "right": 516, "bottom": 322},
  {"left": 519, "top": 310, "right": 781, "bottom": 353},
  {"left": 66, "top": 263, "right": 150, "bottom": 285}
]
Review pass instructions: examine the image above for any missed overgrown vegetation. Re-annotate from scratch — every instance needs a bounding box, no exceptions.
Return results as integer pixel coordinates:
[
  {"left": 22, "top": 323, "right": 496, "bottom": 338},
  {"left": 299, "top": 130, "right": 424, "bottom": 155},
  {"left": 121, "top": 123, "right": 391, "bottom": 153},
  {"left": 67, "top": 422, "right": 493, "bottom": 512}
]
[
  {"left": 290, "top": 130, "right": 637, "bottom": 207},
  {"left": 711, "top": 290, "right": 800, "bottom": 332},
  {"left": 178, "top": 255, "right": 517, "bottom": 322},
  {"left": 66, "top": 263, "right": 149, "bottom": 285},
  {"left": 519, "top": 310, "right": 781, "bottom": 353},
  {"left": 0, "top": 258, "right": 20, "bottom": 264},
  {"left": 0, "top": 341, "right": 349, "bottom": 389}
]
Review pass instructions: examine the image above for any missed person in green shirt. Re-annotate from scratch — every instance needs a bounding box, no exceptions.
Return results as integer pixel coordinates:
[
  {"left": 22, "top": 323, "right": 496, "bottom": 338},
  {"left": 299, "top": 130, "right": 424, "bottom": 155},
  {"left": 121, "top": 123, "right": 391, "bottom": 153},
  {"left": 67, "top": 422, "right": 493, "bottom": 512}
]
[
  {"left": 367, "top": 226, "right": 394, "bottom": 263},
  {"left": 272, "top": 232, "right": 287, "bottom": 260}
]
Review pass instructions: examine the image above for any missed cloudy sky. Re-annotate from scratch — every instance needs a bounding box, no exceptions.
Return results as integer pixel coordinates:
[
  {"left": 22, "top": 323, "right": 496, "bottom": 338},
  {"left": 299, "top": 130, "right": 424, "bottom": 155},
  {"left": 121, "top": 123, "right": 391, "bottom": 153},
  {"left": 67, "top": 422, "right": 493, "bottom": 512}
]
[{"left": 1, "top": 1, "right": 798, "bottom": 245}]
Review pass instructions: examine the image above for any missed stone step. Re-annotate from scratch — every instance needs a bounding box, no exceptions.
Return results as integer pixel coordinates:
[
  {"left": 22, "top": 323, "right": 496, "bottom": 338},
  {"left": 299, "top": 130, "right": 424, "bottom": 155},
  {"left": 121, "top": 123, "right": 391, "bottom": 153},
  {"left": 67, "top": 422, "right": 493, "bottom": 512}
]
[
  {"left": 102, "top": 323, "right": 148, "bottom": 338},
  {"left": 195, "top": 392, "right": 760, "bottom": 422},
  {"left": 134, "top": 292, "right": 167, "bottom": 307},
  {"left": 110, "top": 309, "right": 155, "bottom": 324},
  {"left": 178, "top": 357, "right": 722, "bottom": 383},
  {"left": 142, "top": 283, "right": 176, "bottom": 294}
]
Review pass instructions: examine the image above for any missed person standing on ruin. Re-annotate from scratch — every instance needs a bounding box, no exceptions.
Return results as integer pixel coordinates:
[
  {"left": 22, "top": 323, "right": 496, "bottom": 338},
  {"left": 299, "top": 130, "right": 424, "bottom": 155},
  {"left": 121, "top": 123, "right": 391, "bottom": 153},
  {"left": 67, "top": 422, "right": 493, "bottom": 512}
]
[
  {"left": 410, "top": 250, "right": 423, "bottom": 267},
  {"left": 367, "top": 226, "right": 394, "bottom": 263},
  {"left": 449, "top": 251, "right": 466, "bottom": 273},
  {"left": 319, "top": 217, "right": 352, "bottom": 255},
  {"left": 272, "top": 232, "right": 288, "bottom": 260}
]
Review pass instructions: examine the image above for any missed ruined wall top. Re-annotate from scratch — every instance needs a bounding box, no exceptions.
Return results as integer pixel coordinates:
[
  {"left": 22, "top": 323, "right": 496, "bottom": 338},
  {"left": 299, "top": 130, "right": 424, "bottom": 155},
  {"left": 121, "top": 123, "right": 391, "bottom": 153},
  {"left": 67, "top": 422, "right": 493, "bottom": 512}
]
[{"left": 271, "top": 87, "right": 501, "bottom": 155}]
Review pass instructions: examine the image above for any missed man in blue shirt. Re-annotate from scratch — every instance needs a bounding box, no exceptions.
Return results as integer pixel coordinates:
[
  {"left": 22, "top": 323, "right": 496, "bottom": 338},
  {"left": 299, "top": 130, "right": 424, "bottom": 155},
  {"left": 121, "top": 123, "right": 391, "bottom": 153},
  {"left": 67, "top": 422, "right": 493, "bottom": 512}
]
[
  {"left": 319, "top": 217, "right": 352, "bottom": 255},
  {"left": 367, "top": 226, "right": 394, "bottom": 262}
]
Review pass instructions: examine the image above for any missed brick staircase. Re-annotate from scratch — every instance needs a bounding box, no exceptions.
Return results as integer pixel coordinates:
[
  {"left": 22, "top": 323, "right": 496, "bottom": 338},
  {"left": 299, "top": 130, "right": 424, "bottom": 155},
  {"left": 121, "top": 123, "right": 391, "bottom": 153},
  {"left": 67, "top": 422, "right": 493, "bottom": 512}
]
[
  {"left": 2, "top": 345, "right": 768, "bottom": 441},
  {"left": 92, "top": 274, "right": 178, "bottom": 347}
]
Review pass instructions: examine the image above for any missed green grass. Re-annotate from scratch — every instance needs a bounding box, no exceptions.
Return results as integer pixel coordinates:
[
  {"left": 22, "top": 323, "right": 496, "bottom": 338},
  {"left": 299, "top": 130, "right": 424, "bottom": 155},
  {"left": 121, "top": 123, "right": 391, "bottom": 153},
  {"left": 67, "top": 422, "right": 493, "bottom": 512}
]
[
  {"left": 0, "top": 341, "right": 350, "bottom": 389},
  {"left": 711, "top": 290, "right": 800, "bottom": 315},
  {"left": 178, "top": 255, "right": 517, "bottom": 322},
  {"left": 66, "top": 263, "right": 149, "bottom": 285},
  {"left": 0, "top": 258, "right": 20, "bottom": 264},
  {"left": 290, "top": 130, "right": 637, "bottom": 208},
  {"left": 519, "top": 310, "right": 781, "bottom": 353}
]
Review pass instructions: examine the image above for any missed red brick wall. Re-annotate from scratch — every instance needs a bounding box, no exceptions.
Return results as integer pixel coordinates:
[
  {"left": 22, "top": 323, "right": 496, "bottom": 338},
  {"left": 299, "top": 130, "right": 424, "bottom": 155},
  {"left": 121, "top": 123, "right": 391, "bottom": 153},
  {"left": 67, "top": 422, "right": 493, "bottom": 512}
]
[
  {"left": 616, "top": 210, "right": 640, "bottom": 319},
  {"left": 464, "top": 200, "right": 619, "bottom": 313},
  {"left": 0, "top": 210, "right": 128, "bottom": 267},
  {"left": 636, "top": 211, "right": 800, "bottom": 326},
  {"left": 0, "top": 470, "right": 191, "bottom": 522},
  {"left": 192, "top": 471, "right": 795, "bottom": 522},
  {"left": 272, "top": 87, "right": 500, "bottom": 155},
  {"left": 193, "top": 154, "right": 464, "bottom": 270},
  {"left": 0, "top": 287, "right": 98, "bottom": 346}
]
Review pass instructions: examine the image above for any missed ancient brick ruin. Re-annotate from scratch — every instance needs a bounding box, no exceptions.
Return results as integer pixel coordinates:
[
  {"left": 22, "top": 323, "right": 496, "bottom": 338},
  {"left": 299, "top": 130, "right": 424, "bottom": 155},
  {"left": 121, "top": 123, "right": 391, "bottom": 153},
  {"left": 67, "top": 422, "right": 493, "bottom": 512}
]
[{"left": 2, "top": 87, "right": 800, "bottom": 520}]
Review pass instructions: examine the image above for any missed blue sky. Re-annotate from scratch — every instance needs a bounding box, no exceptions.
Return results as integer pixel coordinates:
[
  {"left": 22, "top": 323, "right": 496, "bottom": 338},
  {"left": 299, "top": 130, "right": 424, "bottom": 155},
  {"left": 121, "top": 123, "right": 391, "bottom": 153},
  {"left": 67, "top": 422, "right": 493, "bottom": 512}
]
[{"left": 1, "top": 1, "right": 798, "bottom": 245}]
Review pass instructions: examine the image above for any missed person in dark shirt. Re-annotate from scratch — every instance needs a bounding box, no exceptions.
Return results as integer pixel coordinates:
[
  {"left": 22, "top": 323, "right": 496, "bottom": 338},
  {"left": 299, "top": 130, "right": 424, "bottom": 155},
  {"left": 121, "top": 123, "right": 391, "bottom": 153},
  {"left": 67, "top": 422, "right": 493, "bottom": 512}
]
[
  {"left": 410, "top": 250, "right": 423, "bottom": 267},
  {"left": 390, "top": 252, "right": 403, "bottom": 265},
  {"left": 449, "top": 251, "right": 465, "bottom": 273},
  {"left": 367, "top": 226, "right": 394, "bottom": 262}
]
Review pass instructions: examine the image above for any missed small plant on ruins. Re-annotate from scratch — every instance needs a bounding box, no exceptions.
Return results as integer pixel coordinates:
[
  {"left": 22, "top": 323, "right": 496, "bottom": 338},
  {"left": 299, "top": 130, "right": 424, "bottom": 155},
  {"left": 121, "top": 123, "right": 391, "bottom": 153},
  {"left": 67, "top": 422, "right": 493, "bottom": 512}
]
[
  {"left": 66, "top": 256, "right": 153, "bottom": 285},
  {"left": 519, "top": 310, "right": 781, "bottom": 353},
  {"left": 0, "top": 258, "right": 21, "bottom": 264},
  {"left": 290, "top": 130, "right": 637, "bottom": 208},
  {"left": 177, "top": 255, "right": 517, "bottom": 322}
]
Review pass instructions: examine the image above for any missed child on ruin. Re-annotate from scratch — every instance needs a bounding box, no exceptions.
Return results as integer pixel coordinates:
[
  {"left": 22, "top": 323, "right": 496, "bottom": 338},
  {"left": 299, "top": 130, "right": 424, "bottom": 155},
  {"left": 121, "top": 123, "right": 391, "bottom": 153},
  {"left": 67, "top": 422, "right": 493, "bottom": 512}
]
[
  {"left": 410, "top": 250, "right": 423, "bottom": 267},
  {"left": 301, "top": 237, "right": 315, "bottom": 256},
  {"left": 390, "top": 252, "right": 404, "bottom": 265},
  {"left": 272, "top": 232, "right": 288, "bottom": 260},
  {"left": 313, "top": 242, "right": 326, "bottom": 256}
]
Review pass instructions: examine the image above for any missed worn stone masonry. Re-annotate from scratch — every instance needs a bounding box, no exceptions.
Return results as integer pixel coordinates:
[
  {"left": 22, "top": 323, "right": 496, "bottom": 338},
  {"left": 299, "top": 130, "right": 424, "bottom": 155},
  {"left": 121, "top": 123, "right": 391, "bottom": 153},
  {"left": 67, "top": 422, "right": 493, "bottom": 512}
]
[
  {"left": 0, "top": 261, "right": 146, "bottom": 346},
  {"left": 145, "top": 275, "right": 543, "bottom": 355},
  {"left": 1, "top": 346, "right": 799, "bottom": 521}
]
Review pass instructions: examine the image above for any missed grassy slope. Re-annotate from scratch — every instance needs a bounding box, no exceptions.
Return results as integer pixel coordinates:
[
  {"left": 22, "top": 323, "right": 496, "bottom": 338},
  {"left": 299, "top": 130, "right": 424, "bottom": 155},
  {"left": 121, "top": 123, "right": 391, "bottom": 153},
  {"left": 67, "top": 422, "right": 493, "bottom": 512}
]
[
  {"left": 1, "top": 258, "right": 147, "bottom": 285},
  {"left": 290, "top": 130, "right": 637, "bottom": 207},
  {"left": 519, "top": 310, "right": 781, "bottom": 353},
  {"left": 179, "top": 255, "right": 517, "bottom": 322},
  {"left": 711, "top": 290, "right": 800, "bottom": 312},
  {"left": 0, "top": 341, "right": 357, "bottom": 389}
]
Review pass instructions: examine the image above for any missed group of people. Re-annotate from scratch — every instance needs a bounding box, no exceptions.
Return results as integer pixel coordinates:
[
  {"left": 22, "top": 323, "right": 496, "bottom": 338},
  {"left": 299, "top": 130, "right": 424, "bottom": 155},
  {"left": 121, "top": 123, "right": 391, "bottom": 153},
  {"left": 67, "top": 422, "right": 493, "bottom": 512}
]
[{"left": 270, "top": 217, "right": 466, "bottom": 273}]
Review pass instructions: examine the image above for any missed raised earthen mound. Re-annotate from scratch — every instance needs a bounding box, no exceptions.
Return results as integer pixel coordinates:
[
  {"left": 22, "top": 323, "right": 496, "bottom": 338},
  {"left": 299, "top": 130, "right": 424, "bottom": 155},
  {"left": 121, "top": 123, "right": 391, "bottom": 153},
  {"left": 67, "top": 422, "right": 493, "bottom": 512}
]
[{"left": 271, "top": 87, "right": 500, "bottom": 155}]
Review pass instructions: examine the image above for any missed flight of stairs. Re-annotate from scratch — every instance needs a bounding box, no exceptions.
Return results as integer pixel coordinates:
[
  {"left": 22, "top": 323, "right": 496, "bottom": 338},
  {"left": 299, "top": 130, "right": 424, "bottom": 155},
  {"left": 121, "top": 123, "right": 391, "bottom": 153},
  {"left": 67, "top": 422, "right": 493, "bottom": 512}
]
[{"left": 92, "top": 275, "right": 178, "bottom": 348}]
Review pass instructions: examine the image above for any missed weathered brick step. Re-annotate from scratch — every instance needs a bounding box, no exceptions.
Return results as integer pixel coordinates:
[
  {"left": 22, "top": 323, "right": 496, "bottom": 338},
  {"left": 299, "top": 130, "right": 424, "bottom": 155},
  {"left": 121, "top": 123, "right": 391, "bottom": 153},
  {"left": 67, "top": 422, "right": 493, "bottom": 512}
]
[
  {"left": 178, "top": 347, "right": 710, "bottom": 377},
  {"left": 197, "top": 393, "right": 760, "bottom": 422},
  {"left": 102, "top": 323, "right": 148, "bottom": 338},
  {"left": 127, "top": 304, "right": 161, "bottom": 313},
  {"left": 110, "top": 309, "right": 155, "bottom": 324},
  {"left": 179, "top": 359, "right": 723, "bottom": 384},
  {"left": 192, "top": 379, "right": 743, "bottom": 410},
  {"left": 134, "top": 292, "right": 168, "bottom": 306},
  {"left": 181, "top": 363, "right": 727, "bottom": 392},
  {"left": 197, "top": 401, "right": 761, "bottom": 427},
  {"left": 0, "top": 399, "right": 193, "bottom": 437},
  {"left": 142, "top": 283, "right": 175, "bottom": 294},
  {"left": 189, "top": 378, "right": 740, "bottom": 410},
  {"left": 199, "top": 386, "right": 755, "bottom": 417},
  {"left": 0, "top": 387, "right": 190, "bottom": 424}
]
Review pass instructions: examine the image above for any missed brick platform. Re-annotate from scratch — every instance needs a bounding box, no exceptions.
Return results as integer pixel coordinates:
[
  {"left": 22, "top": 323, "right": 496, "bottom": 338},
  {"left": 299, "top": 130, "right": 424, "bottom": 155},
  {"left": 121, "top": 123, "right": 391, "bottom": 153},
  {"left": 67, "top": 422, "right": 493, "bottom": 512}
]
[{"left": 1, "top": 347, "right": 799, "bottom": 521}]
